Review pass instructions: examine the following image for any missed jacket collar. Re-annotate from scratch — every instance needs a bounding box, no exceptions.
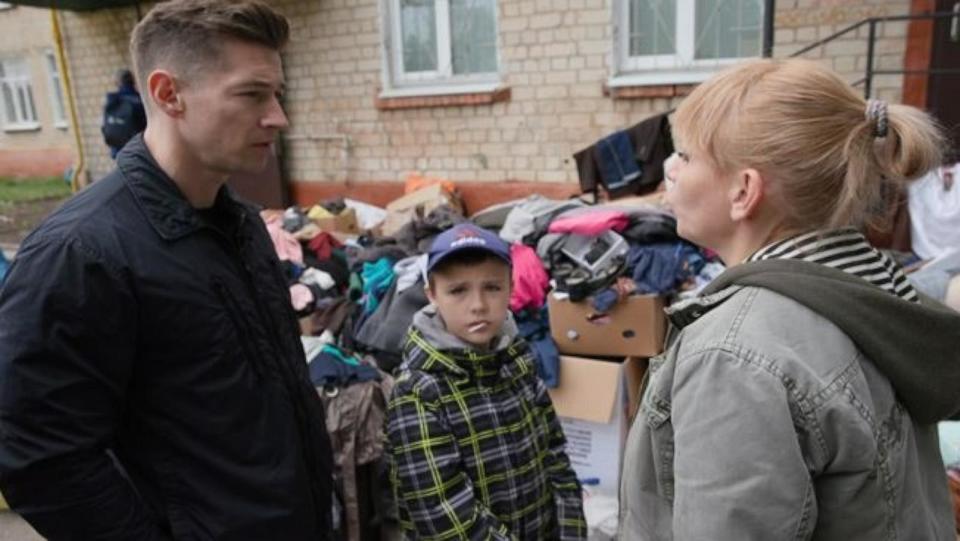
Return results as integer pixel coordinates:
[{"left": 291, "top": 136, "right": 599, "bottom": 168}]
[
  {"left": 116, "top": 134, "right": 253, "bottom": 241},
  {"left": 665, "top": 285, "right": 743, "bottom": 330}
]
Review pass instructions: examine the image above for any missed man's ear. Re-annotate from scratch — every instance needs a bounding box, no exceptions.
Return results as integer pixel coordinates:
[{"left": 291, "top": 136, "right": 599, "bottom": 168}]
[
  {"left": 147, "top": 69, "right": 184, "bottom": 118},
  {"left": 728, "top": 167, "right": 765, "bottom": 222}
]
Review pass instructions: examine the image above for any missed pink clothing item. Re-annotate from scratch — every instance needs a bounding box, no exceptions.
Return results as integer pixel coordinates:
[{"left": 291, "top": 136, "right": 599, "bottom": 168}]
[
  {"left": 509, "top": 243, "right": 550, "bottom": 313},
  {"left": 547, "top": 210, "right": 629, "bottom": 236},
  {"left": 261, "top": 212, "right": 304, "bottom": 265},
  {"left": 289, "top": 283, "right": 315, "bottom": 311}
]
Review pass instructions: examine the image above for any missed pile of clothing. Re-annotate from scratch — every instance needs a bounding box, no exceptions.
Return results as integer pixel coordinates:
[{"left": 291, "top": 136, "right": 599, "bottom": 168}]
[{"left": 259, "top": 186, "right": 720, "bottom": 540}]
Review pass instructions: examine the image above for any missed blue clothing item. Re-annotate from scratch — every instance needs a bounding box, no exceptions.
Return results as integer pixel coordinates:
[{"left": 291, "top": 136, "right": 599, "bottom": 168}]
[
  {"left": 361, "top": 258, "right": 395, "bottom": 315},
  {"left": 515, "top": 307, "right": 560, "bottom": 388},
  {"left": 626, "top": 241, "right": 706, "bottom": 295},
  {"left": 0, "top": 250, "right": 8, "bottom": 284},
  {"left": 591, "top": 288, "right": 620, "bottom": 312},
  {"left": 320, "top": 344, "right": 359, "bottom": 366},
  {"left": 308, "top": 348, "right": 380, "bottom": 388},
  {"left": 596, "top": 131, "right": 641, "bottom": 191},
  {"left": 103, "top": 85, "right": 147, "bottom": 159}
]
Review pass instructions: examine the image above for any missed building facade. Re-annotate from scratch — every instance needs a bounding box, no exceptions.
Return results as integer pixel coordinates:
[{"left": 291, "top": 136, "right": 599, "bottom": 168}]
[
  {"left": 0, "top": 3, "right": 74, "bottom": 178},
  {"left": 52, "top": 0, "right": 919, "bottom": 206}
]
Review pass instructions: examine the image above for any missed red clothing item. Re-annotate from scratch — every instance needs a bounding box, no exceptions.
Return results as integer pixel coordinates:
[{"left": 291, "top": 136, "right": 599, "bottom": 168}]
[
  {"left": 509, "top": 243, "right": 549, "bottom": 313},
  {"left": 307, "top": 232, "right": 343, "bottom": 261},
  {"left": 547, "top": 209, "right": 629, "bottom": 236}
]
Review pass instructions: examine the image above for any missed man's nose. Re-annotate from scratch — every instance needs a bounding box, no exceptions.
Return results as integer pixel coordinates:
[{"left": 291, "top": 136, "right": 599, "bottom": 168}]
[{"left": 262, "top": 96, "right": 289, "bottom": 130}]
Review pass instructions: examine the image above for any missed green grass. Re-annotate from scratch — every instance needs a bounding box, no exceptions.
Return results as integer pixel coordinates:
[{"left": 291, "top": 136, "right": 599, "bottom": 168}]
[{"left": 0, "top": 177, "right": 71, "bottom": 204}]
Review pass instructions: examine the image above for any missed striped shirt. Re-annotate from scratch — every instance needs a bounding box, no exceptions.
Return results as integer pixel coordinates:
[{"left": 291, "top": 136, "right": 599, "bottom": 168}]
[
  {"left": 747, "top": 228, "right": 919, "bottom": 302},
  {"left": 386, "top": 328, "right": 586, "bottom": 540}
]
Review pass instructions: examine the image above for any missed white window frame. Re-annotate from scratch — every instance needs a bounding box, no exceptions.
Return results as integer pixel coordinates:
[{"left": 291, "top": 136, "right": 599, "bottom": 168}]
[
  {"left": 610, "top": 0, "right": 765, "bottom": 87},
  {"left": 380, "top": 0, "right": 502, "bottom": 98},
  {"left": 0, "top": 58, "right": 41, "bottom": 132},
  {"left": 44, "top": 50, "right": 68, "bottom": 129}
]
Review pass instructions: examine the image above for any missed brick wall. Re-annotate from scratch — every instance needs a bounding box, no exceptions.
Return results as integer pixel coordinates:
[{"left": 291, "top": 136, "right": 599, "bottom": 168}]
[
  {"left": 57, "top": 5, "right": 143, "bottom": 183},
  {"left": 0, "top": 5, "right": 74, "bottom": 176},
  {"left": 58, "top": 0, "right": 914, "bottom": 185},
  {"left": 775, "top": 0, "right": 911, "bottom": 103}
]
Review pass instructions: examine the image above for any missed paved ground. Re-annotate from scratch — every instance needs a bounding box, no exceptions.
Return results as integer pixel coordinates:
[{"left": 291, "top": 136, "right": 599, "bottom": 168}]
[
  {"left": 0, "top": 197, "right": 66, "bottom": 246},
  {"left": 0, "top": 512, "right": 41, "bottom": 541}
]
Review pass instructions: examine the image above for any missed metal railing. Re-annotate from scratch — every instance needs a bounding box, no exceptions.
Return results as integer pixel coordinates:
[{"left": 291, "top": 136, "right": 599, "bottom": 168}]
[{"left": 787, "top": 11, "right": 960, "bottom": 98}]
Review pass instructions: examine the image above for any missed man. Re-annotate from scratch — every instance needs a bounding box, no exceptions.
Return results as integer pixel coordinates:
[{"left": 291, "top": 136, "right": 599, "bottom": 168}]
[
  {"left": 0, "top": 1, "right": 334, "bottom": 539},
  {"left": 101, "top": 68, "right": 147, "bottom": 159}
]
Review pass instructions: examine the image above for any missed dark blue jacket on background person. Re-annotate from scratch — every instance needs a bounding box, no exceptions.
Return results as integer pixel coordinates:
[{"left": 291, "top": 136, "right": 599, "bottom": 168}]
[
  {"left": 102, "top": 83, "right": 147, "bottom": 159},
  {"left": 0, "top": 135, "right": 334, "bottom": 540}
]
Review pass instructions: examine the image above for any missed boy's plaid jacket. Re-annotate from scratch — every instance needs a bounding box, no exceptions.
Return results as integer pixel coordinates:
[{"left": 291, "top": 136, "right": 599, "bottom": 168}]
[{"left": 386, "top": 316, "right": 586, "bottom": 540}]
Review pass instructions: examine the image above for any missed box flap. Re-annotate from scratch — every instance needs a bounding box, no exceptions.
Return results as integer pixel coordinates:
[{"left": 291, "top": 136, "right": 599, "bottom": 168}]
[
  {"left": 385, "top": 184, "right": 455, "bottom": 212},
  {"left": 548, "top": 356, "right": 622, "bottom": 423}
]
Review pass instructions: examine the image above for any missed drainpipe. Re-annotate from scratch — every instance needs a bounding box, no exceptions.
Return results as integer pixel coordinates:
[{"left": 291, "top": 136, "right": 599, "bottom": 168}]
[
  {"left": 763, "top": 0, "right": 776, "bottom": 58},
  {"left": 50, "top": 7, "right": 85, "bottom": 192}
]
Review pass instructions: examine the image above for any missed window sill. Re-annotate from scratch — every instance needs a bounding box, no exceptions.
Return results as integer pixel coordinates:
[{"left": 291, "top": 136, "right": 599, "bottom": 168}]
[
  {"left": 603, "top": 82, "right": 696, "bottom": 100},
  {"left": 375, "top": 84, "right": 510, "bottom": 111},
  {"left": 605, "top": 66, "right": 734, "bottom": 99},
  {"left": 3, "top": 123, "right": 41, "bottom": 133},
  {"left": 55, "top": 122, "right": 69, "bottom": 130}
]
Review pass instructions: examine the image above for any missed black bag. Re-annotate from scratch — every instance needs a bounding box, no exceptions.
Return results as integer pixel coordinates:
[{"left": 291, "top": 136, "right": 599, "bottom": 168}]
[{"left": 101, "top": 94, "right": 142, "bottom": 149}]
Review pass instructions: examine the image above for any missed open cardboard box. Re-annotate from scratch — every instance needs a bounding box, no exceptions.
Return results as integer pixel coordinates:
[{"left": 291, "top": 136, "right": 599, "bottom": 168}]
[
  {"left": 548, "top": 355, "right": 648, "bottom": 496},
  {"left": 548, "top": 292, "right": 666, "bottom": 358},
  {"left": 314, "top": 206, "right": 360, "bottom": 235},
  {"left": 381, "top": 184, "right": 464, "bottom": 237}
]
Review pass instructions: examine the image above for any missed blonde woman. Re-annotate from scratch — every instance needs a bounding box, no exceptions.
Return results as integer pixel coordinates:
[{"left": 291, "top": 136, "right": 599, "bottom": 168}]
[{"left": 619, "top": 59, "right": 960, "bottom": 540}]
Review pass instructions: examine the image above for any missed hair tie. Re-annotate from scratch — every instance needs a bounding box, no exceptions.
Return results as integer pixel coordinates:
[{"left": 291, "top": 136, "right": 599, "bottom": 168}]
[{"left": 865, "top": 99, "right": 888, "bottom": 138}]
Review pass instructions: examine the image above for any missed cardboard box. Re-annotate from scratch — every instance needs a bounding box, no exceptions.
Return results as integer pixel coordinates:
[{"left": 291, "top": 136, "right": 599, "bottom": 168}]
[
  {"left": 381, "top": 184, "right": 463, "bottom": 237},
  {"left": 314, "top": 207, "right": 360, "bottom": 235},
  {"left": 548, "top": 292, "right": 666, "bottom": 358},
  {"left": 548, "top": 355, "right": 647, "bottom": 496}
]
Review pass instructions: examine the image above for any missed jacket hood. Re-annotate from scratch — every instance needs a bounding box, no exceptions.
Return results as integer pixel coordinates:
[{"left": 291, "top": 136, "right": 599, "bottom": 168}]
[
  {"left": 696, "top": 259, "right": 960, "bottom": 424},
  {"left": 411, "top": 304, "right": 519, "bottom": 352},
  {"left": 402, "top": 305, "right": 530, "bottom": 382}
]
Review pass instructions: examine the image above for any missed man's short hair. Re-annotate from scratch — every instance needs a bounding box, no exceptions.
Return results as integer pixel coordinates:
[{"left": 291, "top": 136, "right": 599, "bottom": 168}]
[{"left": 129, "top": 0, "right": 289, "bottom": 91}]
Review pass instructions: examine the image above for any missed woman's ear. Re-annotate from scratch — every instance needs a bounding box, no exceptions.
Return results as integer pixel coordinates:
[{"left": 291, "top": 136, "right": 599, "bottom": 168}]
[{"left": 729, "top": 167, "right": 765, "bottom": 222}]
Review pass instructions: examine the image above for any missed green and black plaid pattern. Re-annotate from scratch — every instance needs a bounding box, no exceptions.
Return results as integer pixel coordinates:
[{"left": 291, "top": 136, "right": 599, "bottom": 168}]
[{"left": 386, "top": 328, "right": 586, "bottom": 540}]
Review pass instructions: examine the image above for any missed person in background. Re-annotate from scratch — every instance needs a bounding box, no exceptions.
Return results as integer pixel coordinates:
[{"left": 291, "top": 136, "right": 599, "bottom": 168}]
[
  {"left": 620, "top": 58, "right": 960, "bottom": 539},
  {"left": 386, "top": 223, "right": 586, "bottom": 540},
  {"left": 0, "top": 0, "right": 334, "bottom": 538},
  {"left": 101, "top": 68, "right": 147, "bottom": 158}
]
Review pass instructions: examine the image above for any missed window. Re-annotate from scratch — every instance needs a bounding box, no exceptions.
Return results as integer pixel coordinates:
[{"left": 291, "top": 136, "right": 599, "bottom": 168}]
[
  {"left": 44, "top": 51, "right": 68, "bottom": 128},
  {"left": 613, "top": 0, "right": 764, "bottom": 86},
  {"left": 383, "top": 0, "right": 500, "bottom": 96},
  {"left": 0, "top": 58, "right": 40, "bottom": 131}
]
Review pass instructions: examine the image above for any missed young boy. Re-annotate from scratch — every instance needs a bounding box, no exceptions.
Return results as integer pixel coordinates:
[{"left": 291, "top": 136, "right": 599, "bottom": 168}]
[{"left": 386, "top": 223, "right": 586, "bottom": 540}]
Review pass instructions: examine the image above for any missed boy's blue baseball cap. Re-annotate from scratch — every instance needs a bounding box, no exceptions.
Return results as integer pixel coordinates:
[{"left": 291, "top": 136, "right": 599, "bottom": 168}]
[{"left": 426, "top": 223, "right": 512, "bottom": 274}]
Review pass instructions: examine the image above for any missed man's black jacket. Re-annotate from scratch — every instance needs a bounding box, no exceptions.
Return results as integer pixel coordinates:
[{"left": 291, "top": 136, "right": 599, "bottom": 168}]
[{"left": 0, "top": 136, "right": 334, "bottom": 540}]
